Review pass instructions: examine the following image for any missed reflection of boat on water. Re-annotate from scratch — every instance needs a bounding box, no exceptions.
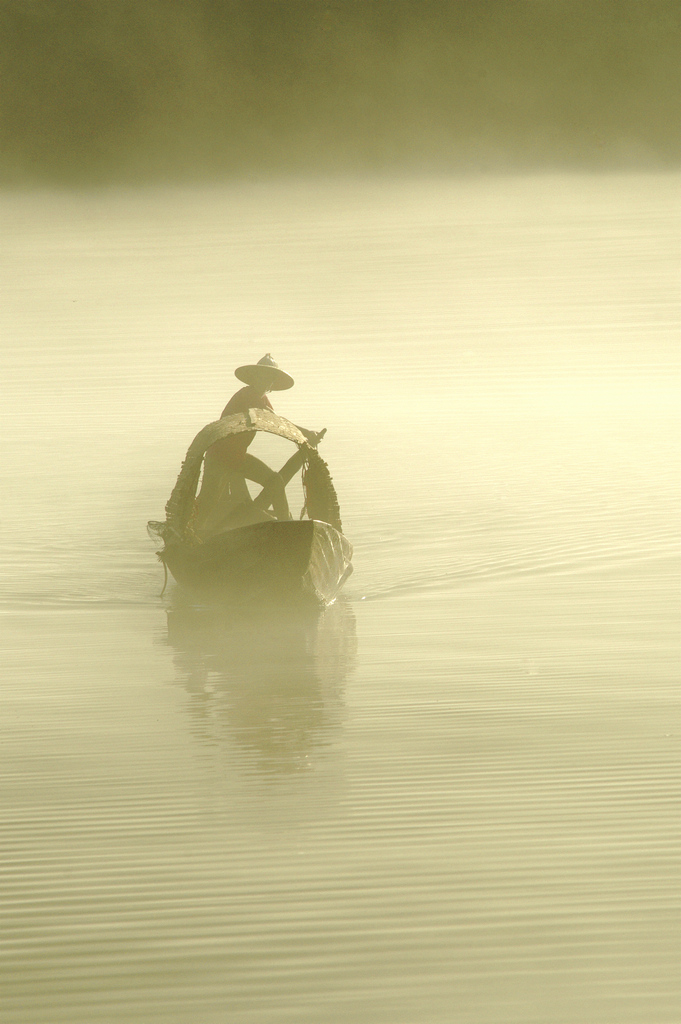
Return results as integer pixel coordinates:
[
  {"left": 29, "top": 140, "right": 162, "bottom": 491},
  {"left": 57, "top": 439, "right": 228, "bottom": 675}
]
[
  {"left": 166, "top": 597, "right": 357, "bottom": 771},
  {"left": 148, "top": 409, "right": 353, "bottom": 607}
]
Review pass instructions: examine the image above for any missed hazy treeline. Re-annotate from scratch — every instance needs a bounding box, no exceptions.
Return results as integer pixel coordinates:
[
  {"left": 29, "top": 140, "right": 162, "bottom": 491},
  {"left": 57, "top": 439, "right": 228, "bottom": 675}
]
[{"left": 1, "top": 0, "right": 679, "bottom": 184}]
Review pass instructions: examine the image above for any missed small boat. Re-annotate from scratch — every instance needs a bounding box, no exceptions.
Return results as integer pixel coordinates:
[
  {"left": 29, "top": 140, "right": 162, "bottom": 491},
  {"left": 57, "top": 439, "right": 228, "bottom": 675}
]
[{"left": 148, "top": 408, "right": 353, "bottom": 607}]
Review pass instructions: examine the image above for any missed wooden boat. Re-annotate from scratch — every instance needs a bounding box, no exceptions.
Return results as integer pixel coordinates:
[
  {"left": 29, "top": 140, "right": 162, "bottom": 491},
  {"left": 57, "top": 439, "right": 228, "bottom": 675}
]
[{"left": 148, "top": 409, "right": 353, "bottom": 606}]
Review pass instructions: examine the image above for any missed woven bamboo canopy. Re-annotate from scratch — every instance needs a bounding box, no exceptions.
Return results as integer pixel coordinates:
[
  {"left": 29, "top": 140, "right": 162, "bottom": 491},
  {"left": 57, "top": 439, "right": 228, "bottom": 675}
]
[{"left": 159, "top": 409, "right": 343, "bottom": 539}]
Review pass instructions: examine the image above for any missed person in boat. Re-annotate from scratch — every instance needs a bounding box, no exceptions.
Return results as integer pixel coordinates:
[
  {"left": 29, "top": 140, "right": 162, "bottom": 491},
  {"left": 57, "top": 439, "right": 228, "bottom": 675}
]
[{"left": 195, "top": 354, "right": 319, "bottom": 530}]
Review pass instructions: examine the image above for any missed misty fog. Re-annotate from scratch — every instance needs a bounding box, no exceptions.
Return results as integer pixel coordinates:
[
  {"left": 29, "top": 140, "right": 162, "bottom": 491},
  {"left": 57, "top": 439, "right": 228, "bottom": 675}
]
[{"left": 2, "top": 5, "right": 679, "bottom": 1023}]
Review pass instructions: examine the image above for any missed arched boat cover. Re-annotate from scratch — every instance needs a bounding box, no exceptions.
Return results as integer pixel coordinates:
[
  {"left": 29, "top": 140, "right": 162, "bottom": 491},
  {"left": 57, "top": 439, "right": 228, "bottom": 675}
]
[{"left": 154, "top": 410, "right": 343, "bottom": 539}]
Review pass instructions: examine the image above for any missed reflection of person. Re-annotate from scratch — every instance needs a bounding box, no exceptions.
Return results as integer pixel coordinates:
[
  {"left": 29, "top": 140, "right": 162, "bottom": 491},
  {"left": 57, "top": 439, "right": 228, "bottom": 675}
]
[{"left": 196, "top": 354, "right": 317, "bottom": 527}]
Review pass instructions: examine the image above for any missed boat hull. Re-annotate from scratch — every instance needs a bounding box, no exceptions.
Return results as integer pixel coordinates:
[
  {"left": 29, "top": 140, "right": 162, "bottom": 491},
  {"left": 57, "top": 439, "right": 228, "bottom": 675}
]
[{"left": 161, "top": 519, "right": 353, "bottom": 607}]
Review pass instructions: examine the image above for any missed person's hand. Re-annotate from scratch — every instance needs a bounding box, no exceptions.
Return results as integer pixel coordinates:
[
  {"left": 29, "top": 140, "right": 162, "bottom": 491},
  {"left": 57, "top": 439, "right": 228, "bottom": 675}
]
[{"left": 302, "top": 427, "right": 326, "bottom": 447}]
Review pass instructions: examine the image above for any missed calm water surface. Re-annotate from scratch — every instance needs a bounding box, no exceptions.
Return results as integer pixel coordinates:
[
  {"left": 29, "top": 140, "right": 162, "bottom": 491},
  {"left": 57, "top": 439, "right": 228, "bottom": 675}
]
[{"left": 1, "top": 175, "right": 679, "bottom": 1023}]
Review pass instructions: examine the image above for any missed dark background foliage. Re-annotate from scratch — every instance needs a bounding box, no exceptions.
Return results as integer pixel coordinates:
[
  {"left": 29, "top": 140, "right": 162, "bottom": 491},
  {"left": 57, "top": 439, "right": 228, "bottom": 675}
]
[{"left": 1, "top": 0, "right": 678, "bottom": 184}]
